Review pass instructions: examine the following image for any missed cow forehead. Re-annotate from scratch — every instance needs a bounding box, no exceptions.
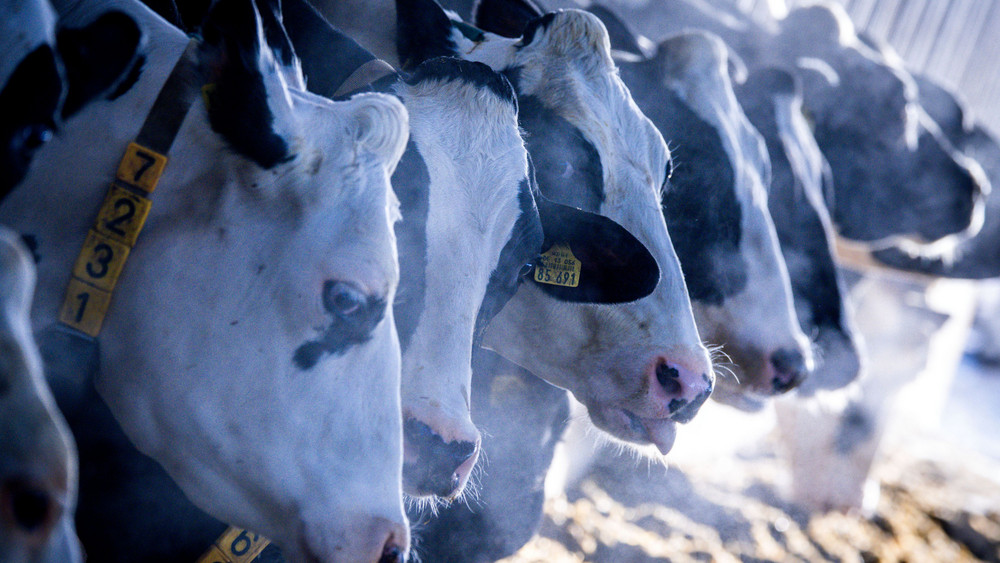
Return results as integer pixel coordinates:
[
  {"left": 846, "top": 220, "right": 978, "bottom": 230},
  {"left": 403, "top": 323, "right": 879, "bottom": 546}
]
[{"left": 0, "top": 0, "right": 57, "bottom": 85}]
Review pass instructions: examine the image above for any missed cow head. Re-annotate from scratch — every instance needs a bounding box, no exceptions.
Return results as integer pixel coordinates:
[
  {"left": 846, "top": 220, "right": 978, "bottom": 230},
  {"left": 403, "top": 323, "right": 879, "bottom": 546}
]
[
  {"left": 0, "top": 228, "right": 81, "bottom": 563},
  {"left": 775, "top": 3, "right": 986, "bottom": 244},
  {"left": 2, "top": 0, "right": 411, "bottom": 559},
  {"left": 0, "top": 0, "right": 142, "bottom": 199},
  {"left": 736, "top": 66, "right": 864, "bottom": 396},
  {"left": 615, "top": 31, "right": 813, "bottom": 409},
  {"left": 396, "top": 0, "right": 715, "bottom": 455}
]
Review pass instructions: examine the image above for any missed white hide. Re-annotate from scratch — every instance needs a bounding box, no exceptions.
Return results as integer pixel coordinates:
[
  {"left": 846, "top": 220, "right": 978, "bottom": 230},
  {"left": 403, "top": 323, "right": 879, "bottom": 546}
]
[
  {"left": 392, "top": 74, "right": 528, "bottom": 478},
  {"left": 0, "top": 229, "right": 81, "bottom": 563},
  {"left": 658, "top": 32, "right": 812, "bottom": 403},
  {"left": 465, "top": 11, "right": 714, "bottom": 453},
  {"left": 2, "top": 1, "right": 410, "bottom": 561},
  {"left": 0, "top": 0, "right": 57, "bottom": 85}
]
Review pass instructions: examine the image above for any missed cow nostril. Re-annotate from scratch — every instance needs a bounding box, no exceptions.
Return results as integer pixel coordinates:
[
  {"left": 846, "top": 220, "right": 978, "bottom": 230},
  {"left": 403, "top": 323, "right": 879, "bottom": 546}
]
[
  {"left": 656, "top": 362, "right": 682, "bottom": 395},
  {"left": 770, "top": 348, "right": 807, "bottom": 392},
  {"left": 379, "top": 545, "right": 404, "bottom": 563},
  {"left": 5, "top": 481, "right": 54, "bottom": 533}
]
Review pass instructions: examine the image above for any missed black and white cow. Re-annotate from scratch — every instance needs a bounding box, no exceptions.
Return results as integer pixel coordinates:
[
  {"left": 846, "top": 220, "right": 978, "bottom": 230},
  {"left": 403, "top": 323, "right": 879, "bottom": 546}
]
[
  {"left": 872, "top": 72, "right": 1000, "bottom": 279},
  {"left": 3, "top": 0, "right": 413, "bottom": 560},
  {"left": 308, "top": 0, "right": 715, "bottom": 454},
  {"left": 735, "top": 67, "right": 863, "bottom": 394},
  {"left": 1, "top": 228, "right": 81, "bottom": 563},
  {"left": 439, "top": 0, "right": 716, "bottom": 453},
  {"left": 275, "top": 0, "right": 659, "bottom": 502},
  {"left": 2, "top": 1, "right": 142, "bottom": 561},
  {"left": 569, "top": 0, "right": 986, "bottom": 246},
  {"left": 611, "top": 30, "right": 814, "bottom": 408}
]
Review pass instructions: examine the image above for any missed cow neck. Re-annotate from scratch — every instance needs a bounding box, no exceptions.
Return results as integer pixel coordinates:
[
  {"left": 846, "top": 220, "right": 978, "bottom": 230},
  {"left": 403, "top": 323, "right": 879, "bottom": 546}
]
[{"left": 55, "top": 38, "right": 203, "bottom": 348}]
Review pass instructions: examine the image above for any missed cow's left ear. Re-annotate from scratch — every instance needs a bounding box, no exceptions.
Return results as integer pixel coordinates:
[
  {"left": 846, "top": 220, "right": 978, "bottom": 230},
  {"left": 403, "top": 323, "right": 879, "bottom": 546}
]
[
  {"left": 396, "top": 0, "right": 460, "bottom": 70},
  {"left": 531, "top": 197, "right": 659, "bottom": 303},
  {"left": 56, "top": 11, "right": 143, "bottom": 119},
  {"left": 199, "top": 0, "right": 293, "bottom": 169},
  {"left": 473, "top": 0, "right": 544, "bottom": 38},
  {"left": 585, "top": 4, "right": 643, "bottom": 56}
]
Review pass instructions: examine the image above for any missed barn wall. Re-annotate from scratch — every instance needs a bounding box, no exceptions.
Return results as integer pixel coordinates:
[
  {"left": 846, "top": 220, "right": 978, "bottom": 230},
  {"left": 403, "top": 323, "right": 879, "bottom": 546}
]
[{"left": 733, "top": 0, "right": 1000, "bottom": 136}]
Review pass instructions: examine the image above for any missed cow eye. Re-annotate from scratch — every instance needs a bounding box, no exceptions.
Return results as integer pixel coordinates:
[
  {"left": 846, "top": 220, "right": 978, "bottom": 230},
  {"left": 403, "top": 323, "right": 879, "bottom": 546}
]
[
  {"left": 518, "top": 262, "right": 534, "bottom": 278},
  {"left": 323, "top": 281, "right": 367, "bottom": 318},
  {"left": 14, "top": 124, "right": 53, "bottom": 153}
]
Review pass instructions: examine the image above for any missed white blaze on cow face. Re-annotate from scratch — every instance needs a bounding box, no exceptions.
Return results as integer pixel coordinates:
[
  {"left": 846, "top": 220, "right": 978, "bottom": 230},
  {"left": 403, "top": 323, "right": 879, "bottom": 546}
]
[
  {"left": 433, "top": 8, "right": 715, "bottom": 455},
  {"left": 1, "top": 0, "right": 410, "bottom": 560},
  {"left": 1, "top": 229, "right": 81, "bottom": 563},
  {"left": 651, "top": 32, "right": 813, "bottom": 409},
  {"left": 389, "top": 62, "right": 532, "bottom": 499}
]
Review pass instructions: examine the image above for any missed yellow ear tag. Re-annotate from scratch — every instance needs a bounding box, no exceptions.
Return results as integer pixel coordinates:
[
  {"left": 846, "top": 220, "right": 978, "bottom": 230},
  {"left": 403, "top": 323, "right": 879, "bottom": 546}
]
[
  {"left": 534, "top": 244, "right": 581, "bottom": 288},
  {"left": 201, "top": 83, "right": 217, "bottom": 111}
]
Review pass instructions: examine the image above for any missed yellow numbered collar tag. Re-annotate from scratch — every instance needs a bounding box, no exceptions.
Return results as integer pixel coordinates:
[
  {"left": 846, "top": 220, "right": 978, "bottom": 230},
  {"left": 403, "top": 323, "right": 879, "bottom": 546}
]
[{"left": 534, "top": 244, "right": 581, "bottom": 288}]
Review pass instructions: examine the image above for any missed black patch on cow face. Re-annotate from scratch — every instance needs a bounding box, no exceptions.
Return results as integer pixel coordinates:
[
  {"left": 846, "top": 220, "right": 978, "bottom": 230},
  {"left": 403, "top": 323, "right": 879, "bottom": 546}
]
[
  {"left": 396, "top": 0, "right": 459, "bottom": 71},
  {"left": 474, "top": 178, "right": 543, "bottom": 344},
  {"left": 406, "top": 57, "right": 518, "bottom": 112},
  {"left": 293, "top": 283, "right": 386, "bottom": 370},
  {"left": 392, "top": 140, "right": 431, "bottom": 353},
  {"left": 0, "top": 46, "right": 61, "bottom": 198},
  {"left": 201, "top": 0, "right": 291, "bottom": 170},
  {"left": 106, "top": 54, "right": 145, "bottom": 102},
  {"left": 618, "top": 60, "right": 745, "bottom": 305},
  {"left": 513, "top": 93, "right": 605, "bottom": 213},
  {"left": 56, "top": 11, "right": 144, "bottom": 120}
]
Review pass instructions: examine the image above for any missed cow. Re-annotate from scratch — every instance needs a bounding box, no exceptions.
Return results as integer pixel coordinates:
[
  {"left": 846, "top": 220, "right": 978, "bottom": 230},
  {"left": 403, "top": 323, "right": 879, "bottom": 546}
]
[
  {"left": 564, "top": 0, "right": 986, "bottom": 247},
  {"left": 734, "top": 66, "right": 863, "bottom": 394},
  {"left": 303, "top": 0, "right": 714, "bottom": 455},
  {"left": 275, "top": 0, "right": 662, "bottom": 502},
  {"left": 612, "top": 30, "right": 813, "bottom": 409},
  {"left": 1, "top": 229, "right": 81, "bottom": 563},
  {"left": 3, "top": 0, "right": 413, "bottom": 560},
  {"left": 871, "top": 73, "right": 1000, "bottom": 279},
  {"left": 2, "top": 1, "right": 143, "bottom": 561}
]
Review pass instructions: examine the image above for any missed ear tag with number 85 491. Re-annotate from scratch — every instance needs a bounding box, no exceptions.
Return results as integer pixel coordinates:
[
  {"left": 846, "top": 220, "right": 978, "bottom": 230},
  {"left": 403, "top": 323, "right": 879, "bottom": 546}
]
[{"left": 534, "top": 244, "right": 581, "bottom": 288}]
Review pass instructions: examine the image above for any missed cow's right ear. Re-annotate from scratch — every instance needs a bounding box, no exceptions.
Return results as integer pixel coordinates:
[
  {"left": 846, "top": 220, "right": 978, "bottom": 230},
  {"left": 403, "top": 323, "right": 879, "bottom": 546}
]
[
  {"left": 396, "top": 0, "right": 459, "bottom": 70},
  {"left": 473, "top": 0, "right": 544, "bottom": 38},
  {"left": 531, "top": 198, "right": 659, "bottom": 304},
  {"left": 199, "top": 0, "right": 293, "bottom": 169},
  {"left": 56, "top": 11, "right": 143, "bottom": 119}
]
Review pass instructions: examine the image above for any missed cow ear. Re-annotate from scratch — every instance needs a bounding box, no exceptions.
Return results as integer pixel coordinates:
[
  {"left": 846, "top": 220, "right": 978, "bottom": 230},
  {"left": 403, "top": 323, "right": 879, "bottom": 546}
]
[
  {"left": 531, "top": 198, "right": 659, "bottom": 303},
  {"left": 473, "top": 0, "right": 544, "bottom": 38},
  {"left": 199, "top": 0, "right": 293, "bottom": 169},
  {"left": 585, "top": 4, "right": 643, "bottom": 56},
  {"left": 396, "top": 0, "right": 459, "bottom": 70},
  {"left": 56, "top": 11, "right": 143, "bottom": 119}
]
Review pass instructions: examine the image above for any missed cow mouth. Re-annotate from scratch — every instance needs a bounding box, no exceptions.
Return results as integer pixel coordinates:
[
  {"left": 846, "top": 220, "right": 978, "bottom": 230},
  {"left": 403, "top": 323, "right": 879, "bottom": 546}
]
[
  {"left": 594, "top": 406, "right": 678, "bottom": 455},
  {"left": 709, "top": 382, "right": 768, "bottom": 412}
]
